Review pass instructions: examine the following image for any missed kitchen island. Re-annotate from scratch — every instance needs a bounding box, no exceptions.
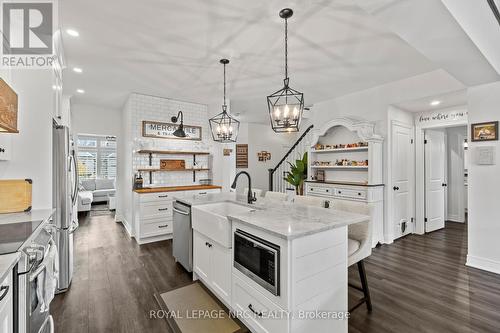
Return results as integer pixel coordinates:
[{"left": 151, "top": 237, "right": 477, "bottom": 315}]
[{"left": 176, "top": 193, "right": 369, "bottom": 333}]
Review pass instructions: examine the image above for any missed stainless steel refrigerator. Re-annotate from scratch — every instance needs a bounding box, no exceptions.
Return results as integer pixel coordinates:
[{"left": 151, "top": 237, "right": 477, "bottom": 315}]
[{"left": 53, "top": 121, "right": 79, "bottom": 293}]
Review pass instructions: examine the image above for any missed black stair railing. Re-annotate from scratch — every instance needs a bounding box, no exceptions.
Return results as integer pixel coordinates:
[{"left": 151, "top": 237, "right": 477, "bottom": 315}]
[{"left": 268, "top": 124, "right": 314, "bottom": 191}]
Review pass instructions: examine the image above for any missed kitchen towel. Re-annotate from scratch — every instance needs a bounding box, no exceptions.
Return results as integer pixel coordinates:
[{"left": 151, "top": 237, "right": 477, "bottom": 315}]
[{"left": 36, "top": 240, "right": 59, "bottom": 312}]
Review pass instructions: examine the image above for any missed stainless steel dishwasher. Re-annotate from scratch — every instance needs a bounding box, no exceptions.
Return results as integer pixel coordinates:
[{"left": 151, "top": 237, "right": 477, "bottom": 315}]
[{"left": 172, "top": 201, "right": 192, "bottom": 272}]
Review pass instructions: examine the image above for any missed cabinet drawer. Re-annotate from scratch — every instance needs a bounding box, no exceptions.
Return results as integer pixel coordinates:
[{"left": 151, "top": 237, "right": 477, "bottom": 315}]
[
  {"left": 307, "top": 185, "right": 333, "bottom": 196},
  {"left": 140, "top": 201, "right": 173, "bottom": 219},
  {"left": 140, "top": 220, "right": 172, "bottom": 237},
  {"left": 232, "top": 275, "right": 287, "bottom": 333},
  {"left": 184, "top": 189, "right": 221, "bottom": 196},
  {"left": 334, "top": 188, "right": 366, "bottom": 200},
  {"left": 139, "top": 192, "right": 175, "bottom": 203}
]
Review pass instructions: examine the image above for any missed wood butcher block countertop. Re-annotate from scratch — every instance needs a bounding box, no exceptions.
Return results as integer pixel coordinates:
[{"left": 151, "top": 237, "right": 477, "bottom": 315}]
[{"left": 133, "top": 185, "right": 222, "bottom": 194}]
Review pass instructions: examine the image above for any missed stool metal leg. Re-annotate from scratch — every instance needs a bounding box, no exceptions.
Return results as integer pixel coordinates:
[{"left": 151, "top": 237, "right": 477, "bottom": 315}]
[
  {"left": 357, "top": 260, "right": 372, "bottom": 312},
  {"left": 348, "top": 260, "right": 373, "bottom": 313}
]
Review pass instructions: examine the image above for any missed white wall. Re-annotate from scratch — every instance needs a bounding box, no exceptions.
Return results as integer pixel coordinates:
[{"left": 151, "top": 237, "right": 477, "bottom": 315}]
[
  {"left": 311, "top": 70, "right": 464, "bottom": 243},
  {"left": 71, "top": 103, "right": 122, "bottom": 137},
  {"left": 0, "top": 70, "right": 54, "bottom": 209},
  {"left": 446, "top": 126, "right": 466, "bottom": 223},
  {"left": 117, "top": 93, "right": 212, "bottom": 235},
  {"left": 235, "top": 123, "right": 295, "bottom": 193},
  {"left": 467, "top": 81, "right": 500, "bottom": 274}
]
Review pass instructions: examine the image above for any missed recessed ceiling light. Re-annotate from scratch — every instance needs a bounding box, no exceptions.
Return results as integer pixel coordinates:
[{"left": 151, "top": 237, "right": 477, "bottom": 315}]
[
  {"left": 66, "top": 29, "right": 79, "bottom": 37},
  {"left": 430, "top": 100, "right": 441, "bottom": 106},
  {"left": 73, "top": 67, "right": 83, "bottom": 73},
  {"left": 76, "top": 89, "right": 85, "bottom": 94}
]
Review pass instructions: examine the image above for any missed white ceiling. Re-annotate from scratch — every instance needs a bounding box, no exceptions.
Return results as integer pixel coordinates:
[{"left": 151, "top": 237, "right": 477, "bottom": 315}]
[
  {"left": 60, "top": 0, "right": 497, "bottom": 123},
  {"left": 394, "top": 88, "right": 467, "bottom": 113}
]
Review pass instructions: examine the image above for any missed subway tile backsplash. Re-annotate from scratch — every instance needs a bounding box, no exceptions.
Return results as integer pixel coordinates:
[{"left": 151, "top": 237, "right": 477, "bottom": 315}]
[{"left": 128, "top": 93, "right": 212, "bottom": 186}]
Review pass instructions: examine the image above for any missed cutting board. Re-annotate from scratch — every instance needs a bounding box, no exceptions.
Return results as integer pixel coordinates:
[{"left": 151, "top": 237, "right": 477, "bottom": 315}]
[{"left": 0, "top": 179, "right": 32, "bottom": 213}]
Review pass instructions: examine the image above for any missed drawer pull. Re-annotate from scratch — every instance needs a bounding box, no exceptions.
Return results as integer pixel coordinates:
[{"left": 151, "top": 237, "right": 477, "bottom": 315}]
[
  {"left": 158, "top": 224, "right": 169, "bottom": 229},
  {"left": 248, "top": 304, "right": 263, "bottom": 317},
  {"left": 158, "top": 195, "right": 169, "bottom": 198},
  {"left": 0, "top": 285, "right": 9, "bottom": 301},
  {"left": 198, "top": 192, "right": 207, "bottom": 195},
  {"left": 205, "top": 242, "right": 212, "bottom": 248},
  {"left": 158, "top": 208, "right": 169, "bottom": 211}
]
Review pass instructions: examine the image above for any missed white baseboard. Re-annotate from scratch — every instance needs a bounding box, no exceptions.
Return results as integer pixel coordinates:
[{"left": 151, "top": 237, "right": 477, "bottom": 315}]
[
  {"left": 119, "top": 217, "right": 133, "bottom": 238},
  {"left": 466, "top": 255, "right": 500, "bottom": 275},
  {"left": 447, "top": 214, "right": 464, "bottom": 223}
]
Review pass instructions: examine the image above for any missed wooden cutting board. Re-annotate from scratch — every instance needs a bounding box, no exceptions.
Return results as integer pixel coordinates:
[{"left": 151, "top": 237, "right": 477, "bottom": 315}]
[{"left": 0, "top": 179, "right": 32, "bottom": 213}]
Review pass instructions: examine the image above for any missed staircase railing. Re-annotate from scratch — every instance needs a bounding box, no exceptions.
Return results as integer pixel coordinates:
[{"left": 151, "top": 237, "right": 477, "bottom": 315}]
[{"left": 268, "top": 124, "right": 314, "bottom": 192}]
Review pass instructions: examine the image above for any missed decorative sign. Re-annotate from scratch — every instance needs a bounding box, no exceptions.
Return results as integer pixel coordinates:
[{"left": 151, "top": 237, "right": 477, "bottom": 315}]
[
  {"left": 257, "top": 151, "right": 271, "bottom": 162},
  {"left": 471, "top": 121, "right": 498, "bottom": 142},
  {"left": 160, "top": 159, "right": 185, "bottom": 170},
  {"left": 223, "top": 148, "right": 232, "bottom": 156},
  {"left": 0, "top": 78, "right": 18, "bottom": 133},
  {"left": 475, "top": 146, "right": 496, "bottom": 165},
  {"left": 236, "top": 144, "right": 248, "bottom": 168},
  {"left": 417, "top": 109, "right": 468, "bottom": 127},
  {"left": 142, "top": 120, "right": 202, "bottom": 141}
]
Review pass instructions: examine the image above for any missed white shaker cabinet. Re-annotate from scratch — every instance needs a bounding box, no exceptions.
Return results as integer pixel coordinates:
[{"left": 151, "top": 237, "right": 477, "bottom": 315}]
[{"left": 192, "top": 230, "right": 231, "bottom": 306}]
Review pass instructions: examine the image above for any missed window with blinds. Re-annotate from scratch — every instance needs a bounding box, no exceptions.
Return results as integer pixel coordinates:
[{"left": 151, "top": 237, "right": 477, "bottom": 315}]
[{"left": 77, "top": 135, "right": 117, "bottom": 180}]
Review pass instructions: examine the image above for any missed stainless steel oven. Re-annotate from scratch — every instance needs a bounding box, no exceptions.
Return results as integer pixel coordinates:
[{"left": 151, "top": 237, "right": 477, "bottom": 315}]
[{"left": 234, "top": 229, "right": 280, "bottom": 296}]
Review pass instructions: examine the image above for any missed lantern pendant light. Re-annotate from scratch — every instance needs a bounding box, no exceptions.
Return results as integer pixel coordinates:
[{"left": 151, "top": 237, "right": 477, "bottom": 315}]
[
  {"left": 267, "top": 8, "right": 304, "bottom": 133},
  {"left": 209, "top": 59, "right": 240, "bottom": 143}
]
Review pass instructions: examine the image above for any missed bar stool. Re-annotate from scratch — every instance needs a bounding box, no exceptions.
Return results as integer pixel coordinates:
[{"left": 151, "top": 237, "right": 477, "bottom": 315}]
[
  {"left": 332, "top": 199, "right": 373, "bottom": 312},
  {"left": 292, "top": 196, "right": 373, "bottom": 312},
  {"left": 264, "top": 191, "right": 288, "bottom": 202}
]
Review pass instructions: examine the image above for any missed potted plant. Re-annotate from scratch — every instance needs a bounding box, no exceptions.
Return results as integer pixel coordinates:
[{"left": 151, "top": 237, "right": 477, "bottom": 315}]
[{"left": 284, "top": 152, "right": 308, "bottom": 195}]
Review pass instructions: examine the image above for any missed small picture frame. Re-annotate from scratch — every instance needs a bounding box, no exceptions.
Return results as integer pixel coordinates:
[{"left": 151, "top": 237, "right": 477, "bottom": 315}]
[{"left": 471, "top": 121, "right": 498, "bottom": 142}]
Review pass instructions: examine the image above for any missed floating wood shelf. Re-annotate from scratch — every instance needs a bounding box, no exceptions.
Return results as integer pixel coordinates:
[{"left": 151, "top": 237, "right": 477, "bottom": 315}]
[
  {"left": 136, "top": 168, "right": 210, "bottom": 172},
  {"left": 311, "top": 147, "right": 368, "bottom": 153},
  {"left": 310, "top": 165, "right": 368, "bottom": 170},
  {"left": 137, "top": 150, "right": 209, "bottom": 155}
]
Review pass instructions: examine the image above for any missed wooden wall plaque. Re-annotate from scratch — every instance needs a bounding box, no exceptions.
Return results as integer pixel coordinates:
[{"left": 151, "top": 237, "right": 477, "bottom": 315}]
[
  {"left": 236, "top": 144, "right": 248, "bottom": 168},
  {"left": 0, "top": 79, "right": 18, "bottom": 133},
  {"left": 160, "top": 159, "right": 185, "bottom": 170}
]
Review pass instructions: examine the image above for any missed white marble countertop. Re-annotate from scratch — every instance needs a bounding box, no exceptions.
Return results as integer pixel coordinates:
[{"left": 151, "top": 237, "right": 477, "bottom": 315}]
[
  {"left": 0, "top": 209, "right": 55, "bottom": 226},
  {"left": 176, "top": 193, "right": 370, "bottom": 240},
  {"left": 0, "top": 252, "right": 21, "bottom": 283}
]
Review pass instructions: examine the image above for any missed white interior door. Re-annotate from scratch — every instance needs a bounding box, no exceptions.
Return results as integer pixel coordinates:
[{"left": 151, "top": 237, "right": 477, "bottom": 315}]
[
  {"left": 391, "top": 123, "right": 414, "bottom": 239},
  {"left": 425, "top": 129, "right": 446, "bottom": 232}
]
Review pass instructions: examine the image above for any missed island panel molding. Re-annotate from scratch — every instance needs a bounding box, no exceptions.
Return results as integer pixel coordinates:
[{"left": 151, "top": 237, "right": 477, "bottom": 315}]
[
  {"left": 142, "top": 120, "right": 202, "bottom": 141},
  {"left": 0, "top": 78, "right": 18, "bottom": 133}
]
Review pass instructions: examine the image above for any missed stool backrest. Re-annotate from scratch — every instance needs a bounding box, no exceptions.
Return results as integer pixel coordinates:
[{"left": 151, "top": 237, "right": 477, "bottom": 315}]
[
  {"left": 293, "top": 195, "right": 326, "bottom": 207},
  {"left": 331, "top": 199, "right": 372, "bottom": 264},
  {"left": 264, "top": 191, "right": 288, "bottom": 202}
]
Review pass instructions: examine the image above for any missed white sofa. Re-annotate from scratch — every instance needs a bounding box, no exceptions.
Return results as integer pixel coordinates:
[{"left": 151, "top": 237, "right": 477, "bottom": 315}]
[{"left": 78, "top": 179, "right": 116, "bottom": 212}]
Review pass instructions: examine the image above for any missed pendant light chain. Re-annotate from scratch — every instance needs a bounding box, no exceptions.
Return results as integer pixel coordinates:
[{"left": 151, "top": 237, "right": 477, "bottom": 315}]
[
  {"left": 266, "top": 8, "right": 304, "bottom": 133},
  {"left": 223, "top": 61, "right": 227, "bottom": 108},
  {"left": 284, "top": 17, "right": 288, "bottom": 80}
]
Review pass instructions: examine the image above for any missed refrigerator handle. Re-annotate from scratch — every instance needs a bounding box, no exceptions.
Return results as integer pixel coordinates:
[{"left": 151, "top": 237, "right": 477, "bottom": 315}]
[{"left": 70, "top": 152, "right": 79, "bottom": 205}]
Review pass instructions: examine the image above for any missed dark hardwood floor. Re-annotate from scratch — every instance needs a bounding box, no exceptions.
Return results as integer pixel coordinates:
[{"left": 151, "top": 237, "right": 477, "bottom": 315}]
[{"left": 52, "top": 214, "right": 500, "bottom": 333}]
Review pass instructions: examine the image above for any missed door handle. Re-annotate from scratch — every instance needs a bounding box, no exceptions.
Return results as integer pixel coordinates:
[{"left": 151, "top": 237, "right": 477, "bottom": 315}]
[
  {"left": 173, "top": 208, "right": 189, "bottom": 215},
  {"left": 248, "top": 304, "right": 263, "bottom": 317},
  {"left": 0, "top": 285, "right": 9, "bottom": 301}
]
